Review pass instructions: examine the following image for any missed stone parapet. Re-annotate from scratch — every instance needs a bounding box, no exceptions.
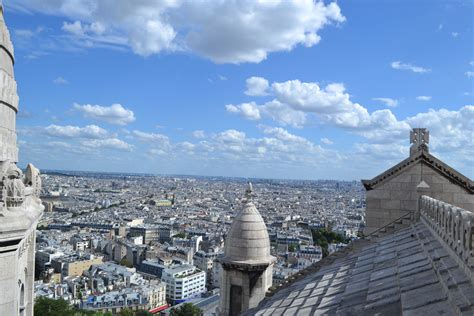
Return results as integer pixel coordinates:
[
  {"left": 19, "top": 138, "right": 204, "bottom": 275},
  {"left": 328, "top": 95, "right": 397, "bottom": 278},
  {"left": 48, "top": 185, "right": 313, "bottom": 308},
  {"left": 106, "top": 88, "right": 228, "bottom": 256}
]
[{"left": 420, "top": 195, "right": 474, "bottom": 273}]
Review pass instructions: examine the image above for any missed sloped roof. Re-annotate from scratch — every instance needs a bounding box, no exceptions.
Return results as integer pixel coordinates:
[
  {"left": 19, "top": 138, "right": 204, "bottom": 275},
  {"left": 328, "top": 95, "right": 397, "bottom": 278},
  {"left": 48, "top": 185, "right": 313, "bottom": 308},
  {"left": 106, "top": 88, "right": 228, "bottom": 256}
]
[
  {"left": 362, "top": 150, "right": 474, "bottom": 194},
  {"left": 247, "top": 220, "right": 474, "bottom": 315}
]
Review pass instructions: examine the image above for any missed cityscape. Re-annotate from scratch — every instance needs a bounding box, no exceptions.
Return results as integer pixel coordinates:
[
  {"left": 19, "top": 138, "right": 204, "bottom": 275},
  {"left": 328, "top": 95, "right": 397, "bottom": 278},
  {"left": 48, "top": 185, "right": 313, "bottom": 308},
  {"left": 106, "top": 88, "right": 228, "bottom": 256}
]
[
  {"left": 0, "top": 1, "right": 473, "bottom": 316},
  {"left": 36, "top": 171, "right": 363, "bottom": 313}
]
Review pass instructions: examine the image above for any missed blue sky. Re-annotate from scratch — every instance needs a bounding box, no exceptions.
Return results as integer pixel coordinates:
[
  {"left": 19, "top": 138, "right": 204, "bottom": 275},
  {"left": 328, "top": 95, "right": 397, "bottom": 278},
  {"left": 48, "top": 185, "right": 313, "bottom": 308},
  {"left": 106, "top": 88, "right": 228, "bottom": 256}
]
[{"left": 4, "top": 0, "right": 473, "bottom": 180}]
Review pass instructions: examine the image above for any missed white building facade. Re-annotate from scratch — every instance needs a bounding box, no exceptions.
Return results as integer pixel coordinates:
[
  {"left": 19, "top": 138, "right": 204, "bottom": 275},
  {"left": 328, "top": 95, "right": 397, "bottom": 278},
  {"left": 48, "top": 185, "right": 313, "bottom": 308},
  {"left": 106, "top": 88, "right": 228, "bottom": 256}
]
[{"left": 161, "top": 265, "right": 206, "bottom": 305}]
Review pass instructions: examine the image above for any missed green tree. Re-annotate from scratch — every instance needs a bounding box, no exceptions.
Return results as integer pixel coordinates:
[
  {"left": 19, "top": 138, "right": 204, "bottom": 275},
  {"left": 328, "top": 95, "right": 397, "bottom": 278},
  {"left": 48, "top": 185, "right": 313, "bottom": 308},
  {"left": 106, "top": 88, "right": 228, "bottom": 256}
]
[
  {"left": 135, "top": 310, "right": 153, "bottom": 316},
  {"left": 119, "top": 258, "right": 133, "bottom": 268},
  {"left": 170, "top": 303, "right": 202, "bottom": 316},
  {"left": 311, "top": 228, "right": 348, "bottom": 258},
  {"left": 34, "top": 297, "right": 74, "bottom": 316},
  {"left": 288, "top": 244, "right": 297, "bottom": 252},
  {"left": 173, "top": 232, "right": 186, "bottom": 239},
  {"left": 119, "top": 308, "right": 134, "bottom": 316}
]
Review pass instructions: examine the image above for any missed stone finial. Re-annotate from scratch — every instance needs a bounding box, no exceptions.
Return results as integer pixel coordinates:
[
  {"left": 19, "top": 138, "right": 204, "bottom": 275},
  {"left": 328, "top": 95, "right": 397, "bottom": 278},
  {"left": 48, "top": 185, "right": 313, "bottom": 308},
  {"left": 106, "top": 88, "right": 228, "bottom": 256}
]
[
  {"left": 245, "top": 182, "right": 253, "bottom": 201},
  {"left": 410, "top": 128, "right": 429, "bottom": 156}
]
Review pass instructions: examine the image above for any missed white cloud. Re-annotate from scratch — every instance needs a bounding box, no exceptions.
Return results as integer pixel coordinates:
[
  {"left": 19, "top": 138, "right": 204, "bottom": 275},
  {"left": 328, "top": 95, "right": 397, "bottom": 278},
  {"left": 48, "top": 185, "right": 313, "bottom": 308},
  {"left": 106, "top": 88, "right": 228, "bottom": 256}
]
[
  {"left": 225, "top": 77, "right": 474, "bottom": 158},
  {"left": 245, "top": 77, "right": 269, "bottom": 96},
  {"left": 16, "top": 0, "right": 345, "bottom": 63},
  {"left": 53, "top": 76, "right": 68, "bottom": 84},
  {"left": 62, "top": 20, "right": 85, "bottom": 36},
  {"left": 44, "top": 124, "right": 108, "bottom": 139},
  {"left": 321, "top": 138, "right": 333, "bottom": 145},
  {"left": 416, "top": 96, "right": 432, "bottom": 101},
  {"left": 261, "top": 126, "right": 309, "bottom": 144},
  {"left": 217, "top": 129, "right": 246, "bottom": 143},
  {"left": 372, "top": 97, "right": 398, "bottom": 108},
  {"left": 192, "top": 130, "right": 206, "bottom": 139},
  {"left": 391, "top": 61, "right": 431, "bottom": 74},
  {"left": 451, "top": 32, "right": 459, "bottom": 38},
  {"left": 470, "top": 61, "right": 474, "bottom": 67},
  {"left": 132, "top": 130, "right": 169, "bottom": 145},
  {"left": 465, "top": 71, "right": 474, "bottom": 78},
  {"left": 176, "top": 141, "right": 196, "bottom": 152},
  {"left": 225, "top": 102, "right": 261, "bottom": 120},
  {"left": 261, "top": 101, "right": 307, "bottom": 128},
  {"left": 81, "top": 138, "right": 132, "bottom": 151},
  {"left": 15, "top": 29, "right": 34, "bottom": 38},
  {"left": 406, "top": 106, "right": 474, "bottom": 153},
  {"left": 74, "top": 103, "right": 136, "bottom": 125}
]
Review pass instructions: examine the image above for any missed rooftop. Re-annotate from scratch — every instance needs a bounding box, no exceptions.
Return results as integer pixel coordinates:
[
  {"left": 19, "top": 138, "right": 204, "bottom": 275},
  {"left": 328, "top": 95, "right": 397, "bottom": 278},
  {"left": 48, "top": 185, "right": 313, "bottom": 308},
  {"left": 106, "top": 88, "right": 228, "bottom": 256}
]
[{"left": 247, "top": 197, "right": 474, "bottom": 315}]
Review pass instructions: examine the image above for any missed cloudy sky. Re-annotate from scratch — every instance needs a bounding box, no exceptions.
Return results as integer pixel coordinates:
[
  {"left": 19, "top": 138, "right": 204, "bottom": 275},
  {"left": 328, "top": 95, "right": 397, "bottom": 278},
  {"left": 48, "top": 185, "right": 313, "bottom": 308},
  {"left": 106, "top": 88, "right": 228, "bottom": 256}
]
[{"left": 5, "top": 0, "right": 473, "bottom": 180}]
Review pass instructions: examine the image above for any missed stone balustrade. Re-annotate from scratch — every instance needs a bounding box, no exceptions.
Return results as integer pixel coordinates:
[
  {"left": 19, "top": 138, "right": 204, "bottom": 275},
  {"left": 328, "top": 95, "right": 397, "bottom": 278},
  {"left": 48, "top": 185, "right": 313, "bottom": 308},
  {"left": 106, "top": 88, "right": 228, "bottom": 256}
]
[{"left": 420, "top": 195, "right": 474, "bottom": 268}]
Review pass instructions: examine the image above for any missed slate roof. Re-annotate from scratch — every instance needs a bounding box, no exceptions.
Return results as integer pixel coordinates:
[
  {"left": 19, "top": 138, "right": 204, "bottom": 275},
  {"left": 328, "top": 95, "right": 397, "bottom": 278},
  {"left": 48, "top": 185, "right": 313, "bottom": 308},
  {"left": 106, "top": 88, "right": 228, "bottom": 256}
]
[
  {"left": 247, "top": 221, "right": 474, "bottom": 315},
  {"left": 361, "top": 150, "right": 474, "bottom": 194}
]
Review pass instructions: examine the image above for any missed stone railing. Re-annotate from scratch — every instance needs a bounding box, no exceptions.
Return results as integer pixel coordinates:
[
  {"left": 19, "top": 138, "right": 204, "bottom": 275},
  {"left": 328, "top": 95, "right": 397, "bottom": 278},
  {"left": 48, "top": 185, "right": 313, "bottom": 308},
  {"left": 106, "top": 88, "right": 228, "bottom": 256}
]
[{"left": 420, "top": 195, "right": 473, "bottom": 269}]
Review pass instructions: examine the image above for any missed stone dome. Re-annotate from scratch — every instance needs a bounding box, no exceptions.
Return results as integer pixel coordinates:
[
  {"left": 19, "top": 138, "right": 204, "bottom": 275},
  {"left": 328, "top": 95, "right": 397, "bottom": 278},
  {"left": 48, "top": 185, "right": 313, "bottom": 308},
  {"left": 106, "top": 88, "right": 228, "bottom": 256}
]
[{"left": 222, "top": 186, "right": 275, "bottom": 266}]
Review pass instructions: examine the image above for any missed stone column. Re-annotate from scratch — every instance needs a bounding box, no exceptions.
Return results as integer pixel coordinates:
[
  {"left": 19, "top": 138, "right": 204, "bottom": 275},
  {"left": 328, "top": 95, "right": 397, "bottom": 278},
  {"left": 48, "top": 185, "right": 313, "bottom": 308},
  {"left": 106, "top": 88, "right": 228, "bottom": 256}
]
[{"left": 415, "top": 180, "right": 430, "bottom": 220}]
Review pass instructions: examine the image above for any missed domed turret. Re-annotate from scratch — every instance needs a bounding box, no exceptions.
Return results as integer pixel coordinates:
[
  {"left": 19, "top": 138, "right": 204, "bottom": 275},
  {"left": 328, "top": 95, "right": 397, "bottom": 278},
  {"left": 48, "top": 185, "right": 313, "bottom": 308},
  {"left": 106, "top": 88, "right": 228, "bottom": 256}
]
[
  {"left": 222, "top": 184, "right": 274, "bottom": 265},
  {"left": 218, "top": 183, "right": 276, "bottom": 316}
]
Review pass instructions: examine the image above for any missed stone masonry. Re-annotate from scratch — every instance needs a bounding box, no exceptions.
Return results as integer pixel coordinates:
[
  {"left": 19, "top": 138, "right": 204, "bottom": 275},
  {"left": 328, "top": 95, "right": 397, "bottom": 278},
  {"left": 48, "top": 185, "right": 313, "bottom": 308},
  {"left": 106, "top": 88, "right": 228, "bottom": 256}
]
[
  {"left": 0, "top": 5, "right": 44, "bottom": 316},
  {"left": 363, "top": 128, "right": 473, "bottom": 234}
]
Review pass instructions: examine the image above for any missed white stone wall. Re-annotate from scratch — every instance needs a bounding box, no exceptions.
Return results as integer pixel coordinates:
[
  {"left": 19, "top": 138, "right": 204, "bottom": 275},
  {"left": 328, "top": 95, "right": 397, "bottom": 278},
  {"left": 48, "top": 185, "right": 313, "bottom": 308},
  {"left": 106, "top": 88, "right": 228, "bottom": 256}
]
[
  {"left": 0, "top": 7, "right": 43, "bottom": 316},
  {"left": 0, "top": 18, "right": 18, "bottom": 162},
  {"left": 0, "top": 228, "right": 36, "bottom": 316},
  {"left": 365, "top": 163, "right": 474, "bottom": 234},
  {"left": 218, "top": 264, "right": 273, "bottom": 316}
]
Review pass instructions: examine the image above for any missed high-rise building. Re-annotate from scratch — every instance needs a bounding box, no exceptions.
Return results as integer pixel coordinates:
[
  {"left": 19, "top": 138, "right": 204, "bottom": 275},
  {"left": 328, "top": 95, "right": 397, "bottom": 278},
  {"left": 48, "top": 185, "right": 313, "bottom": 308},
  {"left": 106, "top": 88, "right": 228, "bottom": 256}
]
[
  {"left": 218, "top": 183, "right": 276, "bottom": 316},
  {"left": 0, "top": 4, "right": 44, "bottom": 316}
]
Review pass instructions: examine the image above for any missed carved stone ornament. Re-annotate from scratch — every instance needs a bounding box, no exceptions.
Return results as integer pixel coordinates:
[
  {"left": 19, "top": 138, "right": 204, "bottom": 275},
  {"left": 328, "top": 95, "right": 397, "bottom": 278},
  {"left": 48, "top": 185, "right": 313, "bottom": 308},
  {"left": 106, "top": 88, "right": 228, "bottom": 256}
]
[{"left": 0, "top": 160, "right": 42, "bottom": 211}]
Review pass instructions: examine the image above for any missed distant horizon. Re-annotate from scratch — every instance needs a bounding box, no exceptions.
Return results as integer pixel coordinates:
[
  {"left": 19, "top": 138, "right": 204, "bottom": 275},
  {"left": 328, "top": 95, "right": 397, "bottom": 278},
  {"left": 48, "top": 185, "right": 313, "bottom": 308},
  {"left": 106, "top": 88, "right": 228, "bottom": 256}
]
[{"left": 39, "top": 168, "right": 363, "bottom": 183}]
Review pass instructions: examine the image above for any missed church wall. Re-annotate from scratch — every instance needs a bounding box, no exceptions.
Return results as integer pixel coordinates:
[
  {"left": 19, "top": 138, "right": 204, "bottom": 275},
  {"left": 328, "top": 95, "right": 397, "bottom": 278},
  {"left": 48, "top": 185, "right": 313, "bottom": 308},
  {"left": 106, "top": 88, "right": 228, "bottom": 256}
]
[
  {"left": 0, "top": 227, "right": 36, "bottom": 316},
  {"left": 0, "top": 250, "right": 19, "bottom": 315},
  {"left": 0, "top": 49, "right": 14, "bottom": 76},
  {"left": 365, "top": 163, "right": 474, "bottom": 234}
]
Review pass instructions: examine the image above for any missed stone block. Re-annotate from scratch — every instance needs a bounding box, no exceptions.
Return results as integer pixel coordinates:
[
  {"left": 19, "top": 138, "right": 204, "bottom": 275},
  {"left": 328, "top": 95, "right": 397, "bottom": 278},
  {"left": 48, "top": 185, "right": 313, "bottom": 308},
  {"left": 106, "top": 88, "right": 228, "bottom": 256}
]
[
  {"left": 430, "top": 173, "right": 449, "bottom": 184},
  {"left": 390, "top": 190, "right": 408, "bottom": 200},
  {"left": 435, "top": 192, "right": 454, "bottom": 204},
  {"left": 401, "top": 283, "right": 447, "bottom": 310},
  {"left": 366, "top": 199, "right": 381, "bottom": 209},
  {"left": 453, "top": 193, "right": 474, "bottom": 205},
  {"left": 401, "top": 200, "right": 417, "bottom": 211},
  {"left": 370, "top": 190, "right": 391, "bottom": 199},
  {"left": 428, "top": 183, "right": 444, "bottom": 192},
  {"left": 381, "top": 200, "right": 401, "bottom": 210},
  {"left": 442, "top": 184, "right": 463, "bottom": 193},
  {"left": 410, "top": 175, "right": 421, "bottom": 183},
  {"left": 393, "top": 173, "right": 413, "bottom": 183},
  {"left": 403, "top": 300, "right": 455, "bottom": 316},
  {"left": 0, "top": 280, "right": 14, "bottom": 304}
]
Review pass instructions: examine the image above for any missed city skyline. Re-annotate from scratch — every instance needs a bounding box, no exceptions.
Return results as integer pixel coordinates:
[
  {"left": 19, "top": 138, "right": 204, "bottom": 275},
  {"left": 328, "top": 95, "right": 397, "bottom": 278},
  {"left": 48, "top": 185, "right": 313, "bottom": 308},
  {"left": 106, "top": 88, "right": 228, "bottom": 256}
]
[{"left": 5, "top": 0, "right": 473, "bottom": 180}]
